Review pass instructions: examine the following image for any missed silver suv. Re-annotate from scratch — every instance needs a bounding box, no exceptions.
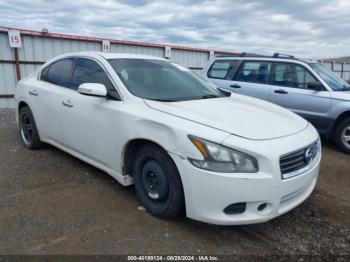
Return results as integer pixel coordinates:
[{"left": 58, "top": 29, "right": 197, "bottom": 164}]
[{"left": 202, "top": 53, "right": 350, "bottom": 153}]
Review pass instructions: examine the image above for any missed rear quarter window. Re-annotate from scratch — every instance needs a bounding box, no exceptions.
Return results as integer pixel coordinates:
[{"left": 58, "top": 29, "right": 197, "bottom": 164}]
[{"left": 40, "top": 66, "right": 50, "bottom": 82}]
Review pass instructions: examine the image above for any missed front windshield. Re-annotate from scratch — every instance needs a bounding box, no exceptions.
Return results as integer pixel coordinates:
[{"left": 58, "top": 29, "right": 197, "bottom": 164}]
[
  {"left": 109, "top": 59, "right": 223, "bottom": 101},
  {"left": 309, "top": 63, "right": 350, "bottom": 91}
]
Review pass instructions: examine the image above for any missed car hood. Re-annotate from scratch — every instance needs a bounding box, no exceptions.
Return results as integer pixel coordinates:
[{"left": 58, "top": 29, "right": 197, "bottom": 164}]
[{"left": 144, "top": 95, "right": 308, "bottom": 140}]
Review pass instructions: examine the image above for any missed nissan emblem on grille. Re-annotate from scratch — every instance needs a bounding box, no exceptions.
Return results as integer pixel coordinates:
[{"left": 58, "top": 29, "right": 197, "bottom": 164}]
[{"left": 305, "top": 147, "right": 313, "bottom": 164}]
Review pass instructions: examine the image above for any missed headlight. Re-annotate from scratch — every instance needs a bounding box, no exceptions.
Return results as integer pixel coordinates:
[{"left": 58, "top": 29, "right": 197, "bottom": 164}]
[{"left": 188, "top": 136, "right": 258, "bottom": 173}]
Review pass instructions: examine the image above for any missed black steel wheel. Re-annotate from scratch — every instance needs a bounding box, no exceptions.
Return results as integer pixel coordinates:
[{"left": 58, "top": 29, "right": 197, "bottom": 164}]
[
  {"left": 19, "top": 106, "right": 43, "bottom": 149},
  {"left": 134, "top": 144, "right": 185, "bottom": 219}
]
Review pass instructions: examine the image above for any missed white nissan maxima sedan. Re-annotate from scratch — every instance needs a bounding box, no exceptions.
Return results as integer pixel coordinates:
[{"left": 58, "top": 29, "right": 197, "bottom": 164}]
[{"left": 15, "top": 52, "right": 321, "bottom": 225}]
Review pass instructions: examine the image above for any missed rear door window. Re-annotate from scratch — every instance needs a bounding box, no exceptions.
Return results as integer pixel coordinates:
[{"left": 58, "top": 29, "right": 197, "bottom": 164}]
[
  {"left": 207, "top": 60, "right": 237, "bottom": 79},
  {"left": 40, "top": 66, "right": 50, "bottom": 81},
  {"left": 41, "top": 58, "right": 74, "bottom": 87},
  {"left": 271, "top": 63, "right": 318, "bottom": 89},
  {"left": 234, "top": 61, "right": 272, "bottom": 84}
]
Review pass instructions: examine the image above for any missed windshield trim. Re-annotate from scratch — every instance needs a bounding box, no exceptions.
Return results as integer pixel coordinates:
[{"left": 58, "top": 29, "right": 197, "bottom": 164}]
[{"left": 146, "top": 94, "right": 224, "bottom": 103}]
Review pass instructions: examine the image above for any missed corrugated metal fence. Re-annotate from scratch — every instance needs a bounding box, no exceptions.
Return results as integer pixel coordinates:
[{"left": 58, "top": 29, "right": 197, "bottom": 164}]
[{"left": 0, "top": 26, "right": 238, "bottom": 108}]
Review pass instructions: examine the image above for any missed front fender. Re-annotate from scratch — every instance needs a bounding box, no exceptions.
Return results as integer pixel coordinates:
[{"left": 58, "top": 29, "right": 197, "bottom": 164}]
[
  {"left": 116, "top": 103, "right": 230, "bottom": 174},
  {"left": 331, "top": 100, "right": 350, "bottom": 126}
]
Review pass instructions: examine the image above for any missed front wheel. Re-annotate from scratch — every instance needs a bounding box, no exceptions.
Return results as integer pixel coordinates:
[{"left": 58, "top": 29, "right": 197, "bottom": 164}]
[
  {"left": 334, "top": 117, "right": 350, "bottom": 154},
  {"left": 134, "top": 144, "right": 185, "bottom": 219}
]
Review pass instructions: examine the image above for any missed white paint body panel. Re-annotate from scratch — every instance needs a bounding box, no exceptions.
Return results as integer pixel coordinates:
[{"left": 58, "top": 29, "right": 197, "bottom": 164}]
[
  {"left": 145, "top": 94, "right": 308, "bottom": 140},
  {"left": 14, "top": 52, "right": 321, "bottom": 225},
  {"left": 173, "top": 124, "right": 320, "bottom": 225}
]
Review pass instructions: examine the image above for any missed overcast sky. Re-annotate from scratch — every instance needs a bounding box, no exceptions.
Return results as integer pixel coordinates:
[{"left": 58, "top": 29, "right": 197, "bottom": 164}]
[{"left": 0, "top": 0, "right": 349, "bottom": 58}]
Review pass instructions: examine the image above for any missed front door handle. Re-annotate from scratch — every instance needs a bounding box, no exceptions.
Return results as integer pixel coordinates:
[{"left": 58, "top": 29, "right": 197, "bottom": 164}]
[
  {"left": 274, "top": 89, "right": 288, "bottom": 94},
  {"left": 62, "top": 100, "right": 74, "bottom": 108},
  {"left": 29, "top": 90, "right": 38, "bottom": 96},
  {"left": 230, "top": 84, "right": 241, "bottom": 88}
]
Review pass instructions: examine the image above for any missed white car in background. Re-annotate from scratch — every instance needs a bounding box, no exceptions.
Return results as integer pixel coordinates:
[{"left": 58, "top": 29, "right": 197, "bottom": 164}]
[{"left": 15, "top": 52, "right": 321, "bottom": 225}]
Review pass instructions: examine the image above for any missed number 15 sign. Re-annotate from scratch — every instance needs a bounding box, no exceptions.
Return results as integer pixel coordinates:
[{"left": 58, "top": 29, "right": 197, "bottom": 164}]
[{"left": 8, "top": 30, "right": 22, "bottom": 48}]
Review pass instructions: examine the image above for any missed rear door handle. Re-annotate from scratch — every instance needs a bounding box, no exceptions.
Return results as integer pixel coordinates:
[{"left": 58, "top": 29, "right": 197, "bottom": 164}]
[
  {"left": 62, "top": 100, "right": 74, "bottom": 108},
  {"left": 29, "top": 90, "right": 38, "bottom": 96},
  {"left": 274, "top": 89, "right": 288, "bottom": 94},
  {"left": 230, "top": 84, "right": 241, "bottom": 88}
]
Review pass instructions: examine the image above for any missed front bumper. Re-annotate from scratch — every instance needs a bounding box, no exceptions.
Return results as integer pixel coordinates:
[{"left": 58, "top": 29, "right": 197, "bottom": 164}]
[{"left": 170, "top": 125, "right": 321, "bottom": 225}]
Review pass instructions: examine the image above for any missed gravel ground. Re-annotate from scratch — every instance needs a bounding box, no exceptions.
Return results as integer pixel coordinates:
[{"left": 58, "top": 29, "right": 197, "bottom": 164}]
[{"left": 0, "top": 109, "right": 349, "bottom": 257}]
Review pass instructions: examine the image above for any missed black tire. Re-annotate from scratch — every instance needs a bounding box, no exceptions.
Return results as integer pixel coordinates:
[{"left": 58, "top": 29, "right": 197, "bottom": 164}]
[
  {"left": 334, "top": 117, "right": 350, "bottom": 154},
  {"left": 19, "top": 106, "right": 43, "bottom": 149},
  {"left": 134, "top": 144, "right": 185, "bottom": 219}
]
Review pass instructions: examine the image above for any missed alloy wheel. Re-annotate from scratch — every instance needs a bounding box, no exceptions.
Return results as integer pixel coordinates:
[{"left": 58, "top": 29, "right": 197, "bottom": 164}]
[{"left": 341, "top": 125, "right": 350, "bottom": 150}]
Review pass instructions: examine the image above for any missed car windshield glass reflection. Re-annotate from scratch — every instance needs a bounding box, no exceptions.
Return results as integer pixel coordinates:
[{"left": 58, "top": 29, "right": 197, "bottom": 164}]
[
  {"left": 309, "top": 63, "right": 350, "bottom": 91},
  {"left": 109, "top": 59, "right": 223, "bottom": 101}
]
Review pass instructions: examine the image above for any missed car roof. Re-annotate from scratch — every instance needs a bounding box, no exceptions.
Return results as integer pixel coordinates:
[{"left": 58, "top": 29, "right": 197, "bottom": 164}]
[
  {"left": 39, "top": 51, "right": 170, "bottom": 74},
  {"left": 212, "top": 56, "right": 313, "bottom": 64},
  {"left": 58, "top": 51, "right": 167, "bottom": 61}
]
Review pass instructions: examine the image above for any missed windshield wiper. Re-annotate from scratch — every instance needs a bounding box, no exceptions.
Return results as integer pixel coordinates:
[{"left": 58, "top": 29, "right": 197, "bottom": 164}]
[
  {"left": 148, "top": 98, "right": 177, "bottom": 102},
  {"left": 148, "top": 94, "right": 221, "bottom": 102}
]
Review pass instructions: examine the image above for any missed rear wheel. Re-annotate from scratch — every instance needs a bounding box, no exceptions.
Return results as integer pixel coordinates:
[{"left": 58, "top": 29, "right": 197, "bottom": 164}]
[
  {"left": 19, "top": 106, "right": 43, "bottom": 149},
  {"left": 134, "top": 144, "right": 185, "bottom": 218},
  {"left": 334, "top": 117, "right": 350, "bottom": 154}
]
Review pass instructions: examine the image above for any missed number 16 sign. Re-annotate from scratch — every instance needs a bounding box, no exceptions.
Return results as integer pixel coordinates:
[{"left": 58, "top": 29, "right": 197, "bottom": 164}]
[
  {"left": 8, "top": 30, "right": 22, "bottom": 48},
  {"left": 102, "top": 40, "right": 110, "bottom": 52}
]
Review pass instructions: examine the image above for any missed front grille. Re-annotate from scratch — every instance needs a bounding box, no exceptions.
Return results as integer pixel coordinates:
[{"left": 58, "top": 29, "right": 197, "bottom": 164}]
[{"left": 280, "top": 141, "right": 319, "bottom": 179}]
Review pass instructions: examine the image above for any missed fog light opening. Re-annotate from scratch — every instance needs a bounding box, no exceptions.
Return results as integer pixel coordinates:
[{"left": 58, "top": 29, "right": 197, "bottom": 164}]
[
  {"left": 257, "top": 203, "right": 267, "bottom": 212},
  {"left": 223, "top": 202, "right": 246, "bottom": 215}
]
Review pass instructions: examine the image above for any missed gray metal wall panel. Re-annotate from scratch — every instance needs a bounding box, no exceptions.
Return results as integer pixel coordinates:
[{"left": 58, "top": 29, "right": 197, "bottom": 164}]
[
  {"left": 20, "top": 64, "right": 42, "bottom": 78},
  {"left": 333, "top": 63, "right": 342, "bottom": 71},
  {"left": 171, "top": 49, "right": 209, "bottom": 68},
  {"left": 0, "top": 32, "right": 14, "bottom": 60},
  {"left": 344, "top": 63, "right": 350, "bottom": 71},
  {"left": 111, "top": 44, "right": 164, "bottom": 58},
  {"left": 322, "top": 62, "right": 332, "bottom": 70},
  {"left": 18, "top": 36, "right": 102, "bottom": 61},
  {"left": 0, "top": 63, "right": 16, "bottom": 95}
]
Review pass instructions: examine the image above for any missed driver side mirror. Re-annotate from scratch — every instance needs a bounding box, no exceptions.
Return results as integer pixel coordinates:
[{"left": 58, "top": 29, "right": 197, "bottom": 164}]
[
  {"left": 307, "top": 81, "right": 323, "bottom": 91},
  {"left": 78, "top": 83, "right": 107, "bottom": 97}
]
